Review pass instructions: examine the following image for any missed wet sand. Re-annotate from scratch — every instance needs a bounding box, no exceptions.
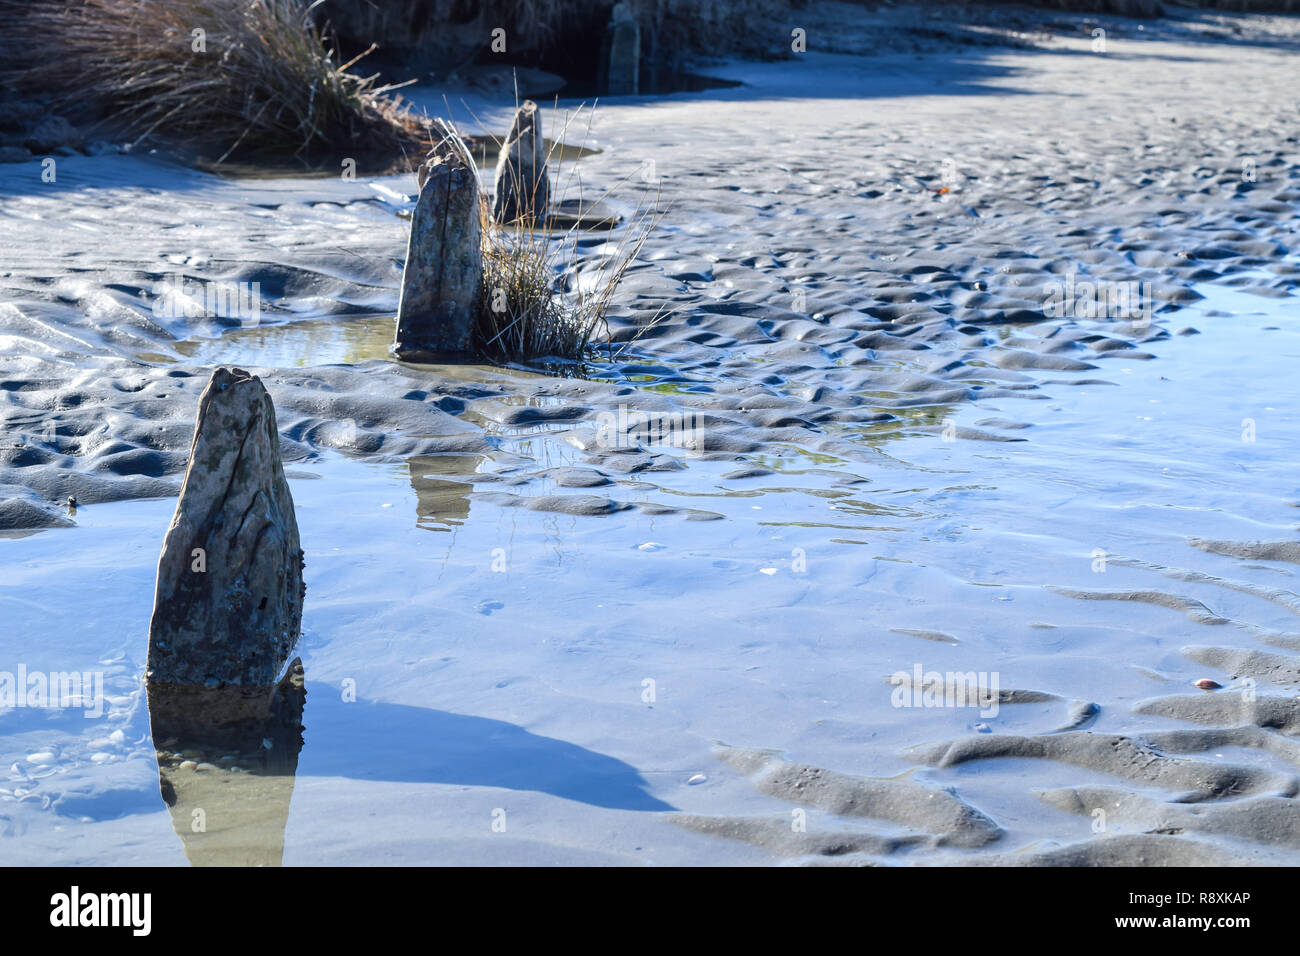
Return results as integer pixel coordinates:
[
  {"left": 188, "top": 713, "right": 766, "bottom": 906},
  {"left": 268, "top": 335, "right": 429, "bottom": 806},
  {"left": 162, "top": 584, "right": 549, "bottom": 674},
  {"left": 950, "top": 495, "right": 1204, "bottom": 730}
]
[{"left": 3, "top": 4, "right": 1300, "bottom": 864}]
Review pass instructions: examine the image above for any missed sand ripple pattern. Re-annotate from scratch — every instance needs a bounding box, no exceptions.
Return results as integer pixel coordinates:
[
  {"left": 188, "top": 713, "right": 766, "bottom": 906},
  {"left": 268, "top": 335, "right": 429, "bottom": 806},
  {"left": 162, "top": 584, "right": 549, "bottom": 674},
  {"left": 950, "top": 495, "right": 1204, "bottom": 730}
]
[{"left": 4, "top": 9, "right": 1300, "bottom": 866}]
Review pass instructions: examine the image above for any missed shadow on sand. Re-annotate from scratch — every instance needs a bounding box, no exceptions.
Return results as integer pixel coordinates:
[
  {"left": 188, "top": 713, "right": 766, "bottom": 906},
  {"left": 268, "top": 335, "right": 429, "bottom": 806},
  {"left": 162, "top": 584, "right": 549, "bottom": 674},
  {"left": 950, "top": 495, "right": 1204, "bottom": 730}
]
[
  {"left": 299, "top": 687, "right": 675, "bottom": 814},
  {"left": 139, "top": 661, "right": 670, "bottom": 865}
]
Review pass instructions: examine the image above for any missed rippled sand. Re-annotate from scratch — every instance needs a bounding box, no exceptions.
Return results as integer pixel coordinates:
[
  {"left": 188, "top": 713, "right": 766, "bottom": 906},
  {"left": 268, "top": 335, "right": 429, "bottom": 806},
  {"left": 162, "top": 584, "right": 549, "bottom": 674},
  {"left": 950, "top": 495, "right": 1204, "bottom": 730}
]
[{"left": 3, "top": 6, "right": 1300, "bottom": 865}]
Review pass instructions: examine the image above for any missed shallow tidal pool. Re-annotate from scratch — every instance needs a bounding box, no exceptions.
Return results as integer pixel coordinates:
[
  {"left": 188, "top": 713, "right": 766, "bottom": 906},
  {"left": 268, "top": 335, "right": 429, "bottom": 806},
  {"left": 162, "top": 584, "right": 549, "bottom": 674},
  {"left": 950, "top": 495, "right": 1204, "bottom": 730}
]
[{"left": 3, "top": 277, "right": 1300, "bottom": 865}]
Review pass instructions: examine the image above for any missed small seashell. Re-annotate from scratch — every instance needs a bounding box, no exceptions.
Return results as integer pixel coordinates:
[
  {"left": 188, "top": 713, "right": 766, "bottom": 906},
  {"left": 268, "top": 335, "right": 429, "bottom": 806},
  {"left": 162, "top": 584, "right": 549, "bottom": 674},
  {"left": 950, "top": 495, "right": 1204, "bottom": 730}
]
[
  {"left": 1194, "top": 678, "right": 1222, "bottom": 690},
  {"left": 687, "top": 774, "right": 707, "bottom": 786}
]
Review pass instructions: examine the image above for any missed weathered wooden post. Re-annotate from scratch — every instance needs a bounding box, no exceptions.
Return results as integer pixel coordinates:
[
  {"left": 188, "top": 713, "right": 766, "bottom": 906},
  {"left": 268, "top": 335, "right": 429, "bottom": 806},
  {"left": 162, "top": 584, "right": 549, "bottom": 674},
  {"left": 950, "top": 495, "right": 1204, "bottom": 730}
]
[
  {"left": 601, "top": 3, "right": 640, "bottom": 96},
  {"left": 491, "top": 100, "right": 549, "bottom": 225},
  {"left": 395, "top": 122, "right": 483, "bottom": 358},
  {"left": 416, "top": 117, "right": 475, "bottom": 190},
  {"left": 147, "top": 366, "right": 304, "bottom": 689},
  {"left": 145, "top": 365, "right": 306, "bottom": 865}
]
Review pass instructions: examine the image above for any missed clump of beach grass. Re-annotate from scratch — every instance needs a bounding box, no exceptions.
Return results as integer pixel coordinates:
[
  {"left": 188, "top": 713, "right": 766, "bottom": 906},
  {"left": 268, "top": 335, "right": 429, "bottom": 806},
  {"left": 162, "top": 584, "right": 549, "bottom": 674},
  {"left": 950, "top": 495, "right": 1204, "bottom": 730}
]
[
  {"left": 1, "top": 0, "right": 430, "bottom": 165},
  {"left": 470, "top": 106, "right": 661, "bottom": 364}
]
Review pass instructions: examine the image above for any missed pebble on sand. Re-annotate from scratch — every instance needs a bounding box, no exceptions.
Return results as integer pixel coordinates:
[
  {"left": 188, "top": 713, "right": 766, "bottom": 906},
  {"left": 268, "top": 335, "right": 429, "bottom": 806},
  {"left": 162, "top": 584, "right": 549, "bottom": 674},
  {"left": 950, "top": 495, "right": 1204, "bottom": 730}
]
[{"left": 1194, "top": 678, "right": 1222, "bottom": 690}]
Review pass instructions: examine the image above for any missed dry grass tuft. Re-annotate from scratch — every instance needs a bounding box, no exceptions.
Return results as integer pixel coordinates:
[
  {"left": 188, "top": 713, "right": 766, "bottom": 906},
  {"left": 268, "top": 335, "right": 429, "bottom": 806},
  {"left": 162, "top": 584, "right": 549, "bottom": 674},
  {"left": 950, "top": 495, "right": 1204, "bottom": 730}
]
[
  {"left": 0, "top": 0, "right": 431, "bottom": 164},
  {"left": 469, "top": 107, "right": 661, "bottom": 364}
]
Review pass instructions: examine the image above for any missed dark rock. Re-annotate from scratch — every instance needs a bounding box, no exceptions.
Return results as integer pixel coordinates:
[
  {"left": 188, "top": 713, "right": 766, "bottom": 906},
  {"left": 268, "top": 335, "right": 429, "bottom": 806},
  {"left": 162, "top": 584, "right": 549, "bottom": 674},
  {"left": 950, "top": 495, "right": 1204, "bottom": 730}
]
[
  {"left": 22, "top": 115, "right": 83, "bottom": 154},
  {"left": 0, "top": 100, "right": 42, "bottom": 136}
]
